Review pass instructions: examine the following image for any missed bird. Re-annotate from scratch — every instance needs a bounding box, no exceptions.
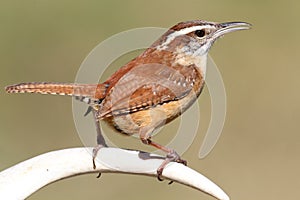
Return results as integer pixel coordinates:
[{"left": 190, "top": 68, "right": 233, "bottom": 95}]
[{"left": 5, "top": 20, "right": 251, "bottom": 179}]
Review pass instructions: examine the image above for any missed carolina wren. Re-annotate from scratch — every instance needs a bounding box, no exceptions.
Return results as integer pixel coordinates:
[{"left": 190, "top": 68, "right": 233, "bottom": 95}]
[{"left": 5, "top": 20, "right": 251, "bottom": 178}]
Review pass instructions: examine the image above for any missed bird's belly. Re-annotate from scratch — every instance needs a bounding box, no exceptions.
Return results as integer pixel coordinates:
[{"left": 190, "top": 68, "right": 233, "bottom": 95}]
[{"left": 103, "top": 90, "right": 199, "bottom": 135}]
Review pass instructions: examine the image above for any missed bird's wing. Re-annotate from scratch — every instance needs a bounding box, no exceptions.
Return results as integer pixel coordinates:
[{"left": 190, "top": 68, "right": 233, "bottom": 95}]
[{"left": 99, "top": 63, "right": 202, "bottom": 118}]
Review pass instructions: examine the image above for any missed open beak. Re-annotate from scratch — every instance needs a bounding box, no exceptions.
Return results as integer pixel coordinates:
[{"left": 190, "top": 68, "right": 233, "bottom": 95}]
[{"left": 214, "top": 21, "right": 252, "bottom": 38}]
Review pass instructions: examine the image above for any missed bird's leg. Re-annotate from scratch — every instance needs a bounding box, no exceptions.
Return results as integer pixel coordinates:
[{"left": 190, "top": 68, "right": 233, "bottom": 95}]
[
  {"left": 92, "top": 108, "right": 107, "bottom": 170},
  {"left": 140, "top": 130, "right": 187, "bottom": 181}
]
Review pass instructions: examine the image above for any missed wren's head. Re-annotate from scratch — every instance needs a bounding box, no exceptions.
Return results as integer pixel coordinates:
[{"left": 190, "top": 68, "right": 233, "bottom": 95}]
[
  {"left": 153, "top": 20, "right": 251, "bottom": 75},
  {"left": 157, "top": 20, "right": 251, "bottom": 55}
]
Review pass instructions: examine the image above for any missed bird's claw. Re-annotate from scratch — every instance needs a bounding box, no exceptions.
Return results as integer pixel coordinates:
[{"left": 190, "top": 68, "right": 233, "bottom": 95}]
[{"left": 156, "top": 150, "right": 187, "bottom": 184}]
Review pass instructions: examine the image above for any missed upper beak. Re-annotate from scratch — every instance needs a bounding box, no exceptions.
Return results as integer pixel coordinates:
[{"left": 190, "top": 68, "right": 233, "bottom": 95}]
[{"left": 214, "top": 21, "right": 252, "bottom": 38}]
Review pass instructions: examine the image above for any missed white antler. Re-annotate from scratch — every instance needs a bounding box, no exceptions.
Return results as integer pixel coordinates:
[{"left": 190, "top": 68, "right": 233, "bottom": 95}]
[{"left": 0, "top": 147, "right": 229, "bottom": 200}]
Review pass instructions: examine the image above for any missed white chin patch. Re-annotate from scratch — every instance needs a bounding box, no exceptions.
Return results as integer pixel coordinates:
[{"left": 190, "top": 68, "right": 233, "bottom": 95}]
[{"left": 195, "top": 54, "right": 207, "bottom": 78}]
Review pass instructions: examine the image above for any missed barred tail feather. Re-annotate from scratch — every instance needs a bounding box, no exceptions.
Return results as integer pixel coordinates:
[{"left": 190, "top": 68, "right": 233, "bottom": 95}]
[{"left": 5, "top": 82, "right": 107, "bottom": 104}]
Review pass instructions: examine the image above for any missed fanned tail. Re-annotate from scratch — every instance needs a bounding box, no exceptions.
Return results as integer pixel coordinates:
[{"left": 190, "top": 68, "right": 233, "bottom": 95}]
[{"left": 5, "top": 82, "right": 108, "bottom": 104}]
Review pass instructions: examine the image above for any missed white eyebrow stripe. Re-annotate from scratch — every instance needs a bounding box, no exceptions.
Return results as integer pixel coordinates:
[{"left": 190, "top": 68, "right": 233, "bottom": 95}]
[{"left": 157, "top": 25, "right": 213, "bottom": 50}]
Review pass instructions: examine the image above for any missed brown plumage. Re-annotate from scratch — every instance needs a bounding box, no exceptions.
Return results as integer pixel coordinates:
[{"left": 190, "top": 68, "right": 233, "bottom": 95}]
[{"left": 5, "top": 20, "right": 251, "bottom": 178}]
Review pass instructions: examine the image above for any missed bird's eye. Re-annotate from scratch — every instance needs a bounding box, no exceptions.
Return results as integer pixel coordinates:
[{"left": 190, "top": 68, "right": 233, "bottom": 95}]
[{"left": 195, "top": 29, "right": 206, "bottom": 38}]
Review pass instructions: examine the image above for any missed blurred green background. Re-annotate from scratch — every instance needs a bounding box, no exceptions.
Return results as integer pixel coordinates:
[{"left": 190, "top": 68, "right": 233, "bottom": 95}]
[{"left": 1, "top": 0, "right": 300, "bottom": 199}]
